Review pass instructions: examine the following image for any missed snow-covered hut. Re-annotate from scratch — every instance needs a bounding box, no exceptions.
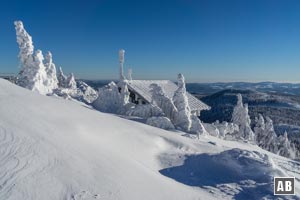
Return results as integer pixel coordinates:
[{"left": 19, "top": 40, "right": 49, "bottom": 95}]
[
  {"left": 126, "top": 80, "right": 209, "bottom": 116},
  {"left": 116, "top": 50, "right": 210, "bottom": 116}
]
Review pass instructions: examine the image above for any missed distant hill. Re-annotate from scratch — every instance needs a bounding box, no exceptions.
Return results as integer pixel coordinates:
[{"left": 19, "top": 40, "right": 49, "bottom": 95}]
[
  {"left": 81, "top": 80, "right": 300, "bottom": 96},
  {"left": 186, "top": 82, "right": 300, "bottom": 96},
  {"left": 199, "top": 89, "right": 300, "bottom": 142},
  {"left": 77, "top": 79, "right": 111, "bottom": 90}
]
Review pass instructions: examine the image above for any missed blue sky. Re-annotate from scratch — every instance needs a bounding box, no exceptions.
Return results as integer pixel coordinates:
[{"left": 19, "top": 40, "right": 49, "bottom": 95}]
[{"left": 0, "top": 0, "right": 300, "bottom": 82}]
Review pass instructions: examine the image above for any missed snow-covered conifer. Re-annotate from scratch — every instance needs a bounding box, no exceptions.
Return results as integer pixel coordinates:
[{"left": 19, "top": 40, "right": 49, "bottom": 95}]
[
  {"left": 57, "top": 67, "right": 67, "bottom": 88},
  {"left": 277, "top": 131, "right": 295, "bottom": 159},
  {"left": 15, "top": 21, "right": 50, "bottom": 94},
  {"left": 254, "top": 114, "right": 266, "bottom": 146},
  {"left": 231, "top": 94, "right": 255, "bottom": 141},
  {"left": 14, "top": 21, "right": 96, "bottom": 101},
  {"left": 150, "top": 83, "right": 178, "bottom": 123},
  {"left": 14, "top": 21, "right": 34, "bottom": 69},
  {"left": 14, "top": 21, "right": 57, "bottom": 95},
  {"left": 213, "top": 121, "right": 239, "bottom": 138},
  {"left": 232, "top": 94, "right": 244, "bottom": 124},
  {"left": 19, "top": 49, "right": 49, "bottom": 94},
  {"left": 77, "top": 81, "right": 98, "bottom": 103},
  {"left": 44, "top": 51, "right": 58, "bottom": 91},
  {"left": 203, "top": 123, "right": 220, "bottom": 137},
  {"left": 93, "top": 82, "right": 122, "bottom": 113},
  {"left": 66, "top": 73, "right": 77, "bottom": 90},
  {"left": 31, "top": 50, "right": 51, "bottom": 94},
  {"left": 259, "top": 117, "right": 278, "bottom": 153},
  {"left": 244, "top": 103, "right": 255, "bottom": 140},
  {"left": 253, "top": 114, "right": 296, "bottom": 159},
  {"left": 173, "top": 73, "right": 192, "bottom": 131},
  {"left": 190, "top": 113, "right": 207, "bottom": 137}
]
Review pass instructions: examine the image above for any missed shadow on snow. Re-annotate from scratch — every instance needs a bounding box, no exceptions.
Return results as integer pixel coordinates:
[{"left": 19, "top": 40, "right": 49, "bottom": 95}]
[{"left": 159, "top": 148, "right": 292, "bottom": 199}]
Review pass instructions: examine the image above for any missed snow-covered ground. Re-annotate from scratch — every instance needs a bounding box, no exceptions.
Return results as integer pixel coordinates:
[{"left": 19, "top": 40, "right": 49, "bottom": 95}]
[{"left": 0, "top": 78, "right": 299, "bottom": 200}]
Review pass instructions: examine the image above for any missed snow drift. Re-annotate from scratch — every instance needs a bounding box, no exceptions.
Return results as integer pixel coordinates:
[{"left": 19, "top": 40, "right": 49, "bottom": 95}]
[{"left": 0, "top": 78, "right": 299, "bottom": 200}]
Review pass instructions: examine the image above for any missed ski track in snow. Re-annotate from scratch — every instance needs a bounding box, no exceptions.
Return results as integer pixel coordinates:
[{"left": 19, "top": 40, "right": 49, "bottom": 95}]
[
  {"left": 0, "top": 125, "right": 32, "bottom": 199},
  {"left": 274, "top": 157, "right": 300, "bottom": 179},
  {"left": 71, "top": 191, "right": 101, "bottom": 200},
  {"left": 0, "top": 124, "right": 61, "bottom": 200}
]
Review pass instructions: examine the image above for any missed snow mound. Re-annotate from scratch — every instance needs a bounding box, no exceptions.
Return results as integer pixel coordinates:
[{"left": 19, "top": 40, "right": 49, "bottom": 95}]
[
  {"left": 0, "top": 79, "right": 211, "bottom": 200},
  {"left": 160, "top": 148, "right": 286, "bottom": 199},
  {"left": 146, "top": 117, "right": 175, "bottom": 130}
]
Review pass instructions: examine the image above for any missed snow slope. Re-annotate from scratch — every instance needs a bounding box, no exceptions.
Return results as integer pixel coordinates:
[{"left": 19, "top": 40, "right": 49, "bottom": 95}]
[{"left": 0, "top": 78, "right": 299, "bottom": 200}]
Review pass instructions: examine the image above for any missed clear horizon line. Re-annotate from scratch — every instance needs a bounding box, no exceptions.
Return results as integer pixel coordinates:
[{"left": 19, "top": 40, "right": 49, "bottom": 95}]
[{"left": 77, "top": 78, "right": 300, "bottom": 84}]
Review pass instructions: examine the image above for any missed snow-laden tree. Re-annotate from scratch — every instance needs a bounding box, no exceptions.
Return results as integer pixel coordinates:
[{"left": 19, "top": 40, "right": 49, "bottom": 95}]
[
  {"left": 17, "top": 49, "right": 50, "bottom": 94},
  {"left": 172, "top": 73, "right": 192, "bottom": 131},
  {"left": 254, "top": 114, "right": 298, "bottom": 159},
  {"left": 231, "top": 94, "right": 255, "bottom": 141},
  {"left": 258, "top": 117, "right": 278, "bottom": 153},
  {"left": 57, "top": 67, "right": 67, "bottom": 88},
  {"left": 277, "top": 131, "right": 295, "bottom": 159},
  {"left": 203, "top": 123, "right": 220, "bottom": 137},
  {"left": 93, "top": 82, "right": 122, "bottom": 113},
  {"left": 76, "top": 81, "right": 98, "bottom": 104},
  {"left": 213, "top": 121, "right": 239, "bottom": 138},
  {"left": 14, "top": 21, "right": 51, "bottom": 94},
  {"left": 31, "top": 50, "right": 52, "bottom": 94},
  {"left": 150, "top": 83, "right": 178, "bottom": 123},
  {"left": 44, "top": 51, "right": 58, "bottom": 91},
  {"left": 14, "top": 20, "right": 97, "bottom": 102},
  {"left": 190, "top": 113, "right": 207, "bottom": 137},
  {"left": 14, "top": 21, "right": 34, "bottom": 70},
  {"left": 65, "top": 73, "right": 77, "bottom": 90},
  {"left": 254, "top": 114, "right": 266, "bottom": 146},
  {"left": 55, "top": 78, "right": 98, "bottom": 104},
  {"left": 232, "top": 94, "right": 244, "bottom": 124}
]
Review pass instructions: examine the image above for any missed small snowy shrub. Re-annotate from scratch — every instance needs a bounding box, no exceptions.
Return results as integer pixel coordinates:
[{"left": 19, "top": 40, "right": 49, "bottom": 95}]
[
  {"left": 190, "top": 114, "right": 207, "bottom": 136},
  {"left": 203, "top": 123, "right": 220, "bottom": 137},
  {"left": 92, "top": 82, "right": 122, "bottom": 113},
  {"left": 126, "top": 104, "right": 164, "bottom": 118},
  {"left": 146, "top": 117, "right": 175, "bottom": 130},
  {"left": 213, "top": 121, "right": 239, "bottom": 138}
]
